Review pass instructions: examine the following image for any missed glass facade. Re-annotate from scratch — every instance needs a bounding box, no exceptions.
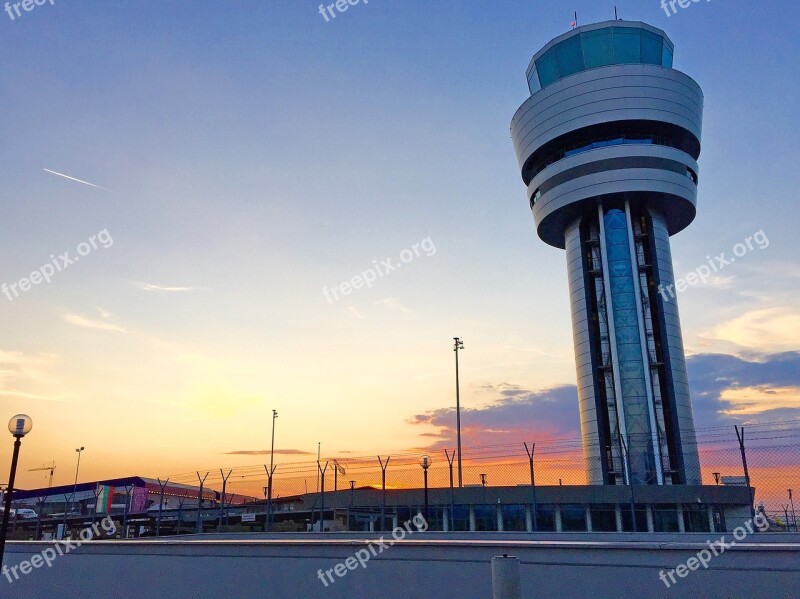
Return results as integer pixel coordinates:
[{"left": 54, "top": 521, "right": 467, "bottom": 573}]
[
  {"left": 604, "top": 209, "right": 656, "bottom": 485},
  {"left": 529, "top": 27, "right": 674, "bottom": 92}
]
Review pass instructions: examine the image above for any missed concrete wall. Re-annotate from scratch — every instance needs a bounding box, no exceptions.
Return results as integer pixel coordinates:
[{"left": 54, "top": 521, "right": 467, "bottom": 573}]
[{"left": 3, "top": 533, "right": 799, "bottom": 599}]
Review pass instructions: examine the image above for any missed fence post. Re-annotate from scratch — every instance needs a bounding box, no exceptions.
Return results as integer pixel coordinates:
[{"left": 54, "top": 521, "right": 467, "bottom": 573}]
[
  {"left": 196, "top": 471, "right": 208, "bottom": 535},
  {"left": 218, "top": 470, "right": 232, "bottom": 533},
  {"left": 378, "top": 456, "right": 390, "bottom": 532},
  {"left": 491, "top": 554, "right": 521, "bottom": 599},
  {"left": 318, "top": 461, "right": 329, "bottom": 532},
  {"left": 156, "top": 478, "right": 169, "bottom": 537},
  {"left": 735, "top": 426, "right": 756, "bottom": 520},
  {"left": 524, "top": 443, "right": 538, "bottom": 532},
  {"left": 264, "top": 464, "right": 276, "bottom": 532},
  {"left": 619, "top": 433, "right": 636, "bottom": 531},
  {"left": 121, "top": 485, "right": 133, "bottom": 538},
  {"left": 445, "top": 449, "right": 456, "bottom": 531}
]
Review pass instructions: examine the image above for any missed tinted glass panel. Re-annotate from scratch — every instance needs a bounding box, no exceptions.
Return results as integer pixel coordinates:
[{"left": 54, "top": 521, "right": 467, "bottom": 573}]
[
  {"left": 662, "top": 42, "right": 674, "bottom": 68},
  {"left": 560, "top": 504, "right": 587, "bottom": 532},
  {"left": 535, "top": 49, "right": 560, "bottom": 87},
  {"left": 582, "top": 30, "right": 614, "bottom": 69},
  {"left": 502, "top": 505, "right": 527, "bottom": 532},
  {"left": 613, "top": 27, "right": 641, "bottom": 64},
  {"left": 590, "top": 504, "right": 618, "bottom": 532},
  {"left": 555, "top": 34, "right": 585, "bottom": 78},
  {"left": 642, "top": 32, "right": 663, "bottom": 65},
  {"left": 528, "top": 66, "right": 541, "bottom": 93},
  {"left": 535, "top": 505, "right": 556, "bottom": 531},
  {"left": 654, "top": 505, "right": 680, "bottom": 532}
]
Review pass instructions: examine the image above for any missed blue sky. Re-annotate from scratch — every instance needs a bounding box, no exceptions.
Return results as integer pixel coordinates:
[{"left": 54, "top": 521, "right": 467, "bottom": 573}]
[{"left": 0, "top": 0, "right": 798, "bottom": 484}]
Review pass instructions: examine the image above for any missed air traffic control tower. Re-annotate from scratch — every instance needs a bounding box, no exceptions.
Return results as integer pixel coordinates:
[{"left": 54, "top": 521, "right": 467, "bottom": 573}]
[{"left": 510, "top": 22, "right": 703, "bottom": 486}]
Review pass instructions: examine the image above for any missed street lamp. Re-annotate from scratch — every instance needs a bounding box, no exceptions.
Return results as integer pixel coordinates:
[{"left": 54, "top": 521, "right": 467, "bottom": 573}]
[
  {"left": 789, "top": 489, "right": 796, "bottom": 532},
  {"left": 453, "top": 337, "right": 464, "bottom": 488},
  {"left": 72, "top": 447, "right": 85, "bottom": 515},
  {"left": 0, "top": 414, "right": 33, "bottom": 567},
  {"left": 420, "top": 455, "right": 432, "bottom": 523}
]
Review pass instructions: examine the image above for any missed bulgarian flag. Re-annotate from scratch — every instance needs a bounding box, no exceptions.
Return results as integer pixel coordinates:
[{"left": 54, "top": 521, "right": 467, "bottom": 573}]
[{"left": 96, "top": 485, "right": 114, "bottom": 514}]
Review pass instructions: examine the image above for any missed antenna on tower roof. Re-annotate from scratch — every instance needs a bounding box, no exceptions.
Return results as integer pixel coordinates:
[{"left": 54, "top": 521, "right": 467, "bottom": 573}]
[
  {"left": 615, "top": 6, "right": 619, "bottom": 20},
  {"left": 571, "top": 11, "right": 578, "bottom": 29}
]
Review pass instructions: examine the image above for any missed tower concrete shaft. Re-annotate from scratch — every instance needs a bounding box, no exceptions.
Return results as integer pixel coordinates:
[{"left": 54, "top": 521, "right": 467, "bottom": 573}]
[{"left": 510, "top": 21, "right": 702, "bottom": 485}]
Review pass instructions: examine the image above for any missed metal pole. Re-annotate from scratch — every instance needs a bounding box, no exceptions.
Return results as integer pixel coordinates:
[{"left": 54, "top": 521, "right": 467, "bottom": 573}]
[
  {"left": 524, "top": 443, "right": 538, "bottom": 532},
  {"left": 454, "top": 337, "right": 464, "bottom": 488},
  {"left": 265, "top": 464, "right": 276, "bottom": 532},
  {"left": 318, "top": 461, "right": 328, "bottom": 532},
  {"left": 35, "top": 496, "right": 44, "bottom": 540},
  {"left": 491, "top": 554, "right": 522, "bottom": 599},
  {"left": 218, "top": 470, "right": 231, "bottom": 533},
  {"left": 72, "top": 447, "right": 84, "bottom": 515},
  {"left": 789, "top": 490, "right": 796, "bottom": 532},
  {"left": 268, "top": 410, "right": 277, "bottom": 531},
  {"left": 157, "top": 478, "right": 168, "bottom": 537},
  {"left": 196, "top": 472, "right": 208, "bottom": 535},
  {"left": 423, "top": 468, "right": 429, "bottom": 522},
  {"left": 620, "top": 433, "right": 636, "bottom": 532},
  {"left": 735, "top": 426, "right": 756, "bottom": 520},
  {"left": 122, "top": 485, "right": 133, "bottom": 538},
  {"left": 378, "top": 456, "right": 390, "bottom": 532},
  {"left": 0, "top": 437, "right": 22, "bottom": 565},
  {"left": 445, "top": 450, "right": 455, "bottom": 530}
]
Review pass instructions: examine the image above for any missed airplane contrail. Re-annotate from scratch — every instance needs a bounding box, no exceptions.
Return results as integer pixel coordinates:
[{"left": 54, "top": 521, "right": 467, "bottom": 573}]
[{"left": 43, "top": 168, "right": 110, "bottom": 191}]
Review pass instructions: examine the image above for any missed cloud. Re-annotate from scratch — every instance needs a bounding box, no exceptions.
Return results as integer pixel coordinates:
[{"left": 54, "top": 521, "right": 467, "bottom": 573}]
[
  {"left": 700, "top": 307, "right": 800, "bottom": 353},
  {"left": 224, "top": 449, "right": 315, "bottom": 456},
  {"left": 410, "top": 384, "right": 581, "bottom": 449},
  {"left": 63, "top": 313, "right": 126, "bottom": 333},
  {"left": 686, "top": 351, "right": 800, "bottom": 428},
  {"left": 409, "top": 352, "right": 800, "bottom": 449},
  {"left": 136, "top": 283, "right": 197, "bottom": 293},
  {"left": 0, "top": 350, "right": 72, "bottom": 402},
  {"left": 374, "top": 297, "right": 411, "bottom": 313},
  {"left": 347, "top": 306, "right": 365, "bottom": 319}
]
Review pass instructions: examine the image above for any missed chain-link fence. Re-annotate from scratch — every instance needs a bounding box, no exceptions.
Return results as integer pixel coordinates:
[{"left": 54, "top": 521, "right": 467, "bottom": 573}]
[{"left": 162, "top": 418, "right": 798, "bottom": 528}]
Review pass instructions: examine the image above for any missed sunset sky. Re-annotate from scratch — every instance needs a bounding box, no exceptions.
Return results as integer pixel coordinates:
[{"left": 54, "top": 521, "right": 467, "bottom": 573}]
[{"left": 1, "top": 0, "right": 799, "bottom": 490}]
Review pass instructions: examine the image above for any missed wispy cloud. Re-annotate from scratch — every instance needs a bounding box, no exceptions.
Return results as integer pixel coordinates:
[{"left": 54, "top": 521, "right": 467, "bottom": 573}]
[
  {"left": 63, "top": 313, "right": 126, "bottom": 333},
  {"left": 347, "top": 306, "right": 365, "bottom": 319},
  {"left": 43, "top": 168, "right": 109, "bottom": 191},
  {"left": 224, "top": 449, "right": 315, "bottom": 456},
  {"left": 136, "top": 283, "right": 197, "bottom": 293},
  {"left": 374, "top": 297, "right": 411, "bottom": 313},
  {"left": 0, "top": 350, "right": 72, "bottom": 403}
]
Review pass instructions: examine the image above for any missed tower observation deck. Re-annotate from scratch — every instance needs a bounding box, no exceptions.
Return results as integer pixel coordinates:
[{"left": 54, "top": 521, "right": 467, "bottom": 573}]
[{"left": 510, "top": 21, "right": 703, "bottom": 485}]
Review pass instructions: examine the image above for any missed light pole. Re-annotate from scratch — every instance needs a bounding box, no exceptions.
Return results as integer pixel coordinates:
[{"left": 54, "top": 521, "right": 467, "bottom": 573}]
[
  {"left": 789, "top": 489, "right": 796, "bottom": 532},
  {"left": 1, "top": 414, "right": 33, "bottom": 567},
  {"left": 453, "top": 337, "right": 464, "bottom": 488},
  {"left": 267, "top": 410, "right": 277, "bottom": 532},
  {"left": 420, "top": 455, "right": 431, "bottom": 523},
  {"left": 72, "top": 447, "right": 84, "bottom": 515}
]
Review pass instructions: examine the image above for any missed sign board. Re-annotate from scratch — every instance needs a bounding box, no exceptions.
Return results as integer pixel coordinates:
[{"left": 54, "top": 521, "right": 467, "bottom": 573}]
[{"left": 241, "top": 513, "right": 257, "bottom": 523}]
